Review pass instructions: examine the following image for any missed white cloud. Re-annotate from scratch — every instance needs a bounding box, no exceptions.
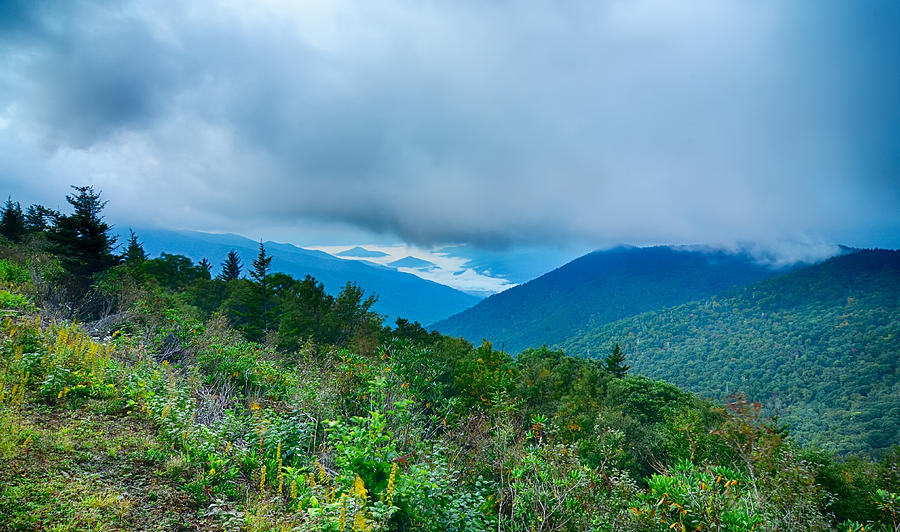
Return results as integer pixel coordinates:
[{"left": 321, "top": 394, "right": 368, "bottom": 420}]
[{"left": 309, "top": 244, "right": 517, "bottom": 296}]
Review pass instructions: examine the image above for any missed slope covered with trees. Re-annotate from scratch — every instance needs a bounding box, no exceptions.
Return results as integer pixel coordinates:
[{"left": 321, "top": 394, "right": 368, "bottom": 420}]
[
  {"left": 1, "top": 187, "right": 898, "bottom": 530},
  {"left": 564, "top": 250, "right": 900, "bottom": 457},
  {"left": 432, "top": 246, "right": 790, "bottom": 353}
]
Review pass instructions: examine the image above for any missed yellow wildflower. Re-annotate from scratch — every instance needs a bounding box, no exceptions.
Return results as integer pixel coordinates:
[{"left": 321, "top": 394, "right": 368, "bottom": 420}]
[{"left": 352, "top": 475, "right": 368, "bottom": 502}]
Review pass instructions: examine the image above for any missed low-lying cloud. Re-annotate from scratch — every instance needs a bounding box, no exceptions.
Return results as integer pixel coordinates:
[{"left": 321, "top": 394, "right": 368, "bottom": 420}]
[{"left": 1, "top": 0, "right": 898, "bottom": 251}]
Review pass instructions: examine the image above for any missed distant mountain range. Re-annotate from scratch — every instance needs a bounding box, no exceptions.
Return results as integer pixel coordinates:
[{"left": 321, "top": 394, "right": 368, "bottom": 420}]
[
  {"left": 431, "top": 246, "right": 792, "bottom": 352},
  {"left": 564, "top": 249, "right": 900, "bottom": 456},
  {"left": 131, "top": 229, "right": 481, "bottom": 325},
  {"left": 336, "top": 246, "right": 389, "bottom": 258},
  {"left": 388, "top": 256, "right": 436, "bottom": 270}
]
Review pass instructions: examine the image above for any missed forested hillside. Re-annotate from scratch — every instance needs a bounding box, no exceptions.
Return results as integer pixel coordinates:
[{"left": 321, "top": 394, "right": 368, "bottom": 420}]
[
  {"left": 133, "top": 228, "right": 481, "bottom": 325},
  {"left": 565, "top": 250, "right": 900, "bottom": 457},
  {"left": 1, "top": 189, "right": 898, "bottom": 531},
  {"left": 432, "top": 246, "right": 789, "bottom": 352}
]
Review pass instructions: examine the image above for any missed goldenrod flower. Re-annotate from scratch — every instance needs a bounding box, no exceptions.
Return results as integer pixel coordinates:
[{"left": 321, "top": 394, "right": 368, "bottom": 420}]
[{"left": 352, "top": 475, "right": 367, "bottom": 502}]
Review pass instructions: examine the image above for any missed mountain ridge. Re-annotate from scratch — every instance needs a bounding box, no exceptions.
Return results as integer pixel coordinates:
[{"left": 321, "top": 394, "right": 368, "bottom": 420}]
[
  {"left": 131, "top": 228, "right": 481, "bottom": 325},
  {"left": 431, "top": 245, "right": 795, "bottom": 352},
  {"left": 563, "top": 248, "right": 900, "bottom": 455}
]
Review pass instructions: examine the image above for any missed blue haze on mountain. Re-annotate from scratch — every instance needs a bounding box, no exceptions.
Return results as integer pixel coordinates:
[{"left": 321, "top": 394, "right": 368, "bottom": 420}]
[
  {"left": 336, "top": 247, "right": 390, "bottom": 258},
  {"left": 431, "top": 246, "right": 811, "bottom": 353},
  {"left": 132, "top": 229, "right": 481, "bottom": 325},
  {"left": 387, "top": 256, "right": 436, "bottom": 270}
]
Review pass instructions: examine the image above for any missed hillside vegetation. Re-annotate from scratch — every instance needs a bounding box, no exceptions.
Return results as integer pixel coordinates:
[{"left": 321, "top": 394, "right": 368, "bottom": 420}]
[
  {"left": 0, "top": 189, "right": 898, "bottom": 531},
  {"left": 432, "top": 246, "right": 786, "bottom": 353},
  {"left": 564, "top": 250, "right": 900, "bottom": 457}
]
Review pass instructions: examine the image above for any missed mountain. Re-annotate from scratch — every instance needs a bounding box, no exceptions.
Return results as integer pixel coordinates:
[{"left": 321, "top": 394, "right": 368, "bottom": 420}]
[
  {"left": 431, "top": 246, "right": 788, "bottom": 353},
  {"left": 335, "top": 246, "right": 389, "bottom": 258},
  {"left": 132, "top": 229, "right": 481, "bottom": 325},
  {"left": 436, "top": 244, "right": 584, "bottom": 284},
  {"left": 388, "top": 256, "right": 436, "bottom": 270},
  {"left": 563, "top": 249, "right": 900, "bottom": 456}
]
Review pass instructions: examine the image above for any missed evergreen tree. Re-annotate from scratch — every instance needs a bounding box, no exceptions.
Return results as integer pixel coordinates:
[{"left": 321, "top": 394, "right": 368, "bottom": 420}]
[
  {"left": 333, "top": 281, "right": 380, "bottom": 350},
  {"left": 218, "top": 249, "right": 242, "bottom": 281},
  {"left": 124, "top": 229, "right": 147, "bottom": 265},
  {"left": 24, "top": 204, "right": 56, "bottom": 233},
  {"left": 198, "top": 258, "right": 212, "bottom": 277},
  {"left": 250, "top": 242, "right": 272, "bottom": 285},
  {"left": 250, "top": 241, "right": 275, "bottom": 337},
  {"left": 603, "top": 343, "right": 629, "bottom": 378},
  {"left": 47, "top": 186, "right": 119, "bottom": 282},
  {"left": 0, "top": 197, "right": 26, "bottom": 242}
]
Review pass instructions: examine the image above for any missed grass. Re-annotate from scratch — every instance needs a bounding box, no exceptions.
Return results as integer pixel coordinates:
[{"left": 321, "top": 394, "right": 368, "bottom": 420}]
[{"left": 0, "top": 399, "right": 213, "bottom": 531}]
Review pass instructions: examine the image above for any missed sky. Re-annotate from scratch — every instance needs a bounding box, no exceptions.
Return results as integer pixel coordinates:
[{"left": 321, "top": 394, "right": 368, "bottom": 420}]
[{"left": 1, "top": 0, "right": 899, "bottom": 257}]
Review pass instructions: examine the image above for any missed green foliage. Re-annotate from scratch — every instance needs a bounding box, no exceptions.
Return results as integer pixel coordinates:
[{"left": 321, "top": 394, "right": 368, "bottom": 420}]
[
  {"left": 23, "top": 204, "right": 55, "bottom": 233},
  {"left": 566, "top": 250, "right": 900, "bottom": 456},
  {"left": 46, "top": 185, "right": 119, "bottom": 285},
  {"left": 634, "top": 460, "right": 762, "bottom": 531},
  {"left": 453, "top": 340, "right": 518, "bottom": 410},
  {"left": 2, "top": 187, "right": 898, "bottom": 531},
  {"left": 502, "top": 444, "right": 618, "bottom": 531},
  {"left": 219, "top": 248, "right": 243, "bottom": 281},
  {"left": 0, "top": 197, "right": 26, "bottom": 243},
  {"left": 124, "top": 229, "right": 147, "bottom": 265},
  {"left": 144, "top": 253, "right": 211, "bottom": 290},
  {"left": 603, "top": 342, "right": 629, "bottom": 378},
  {"left": 0, "top": 258, "right": 29, "bottom": 285},
  {"left": 0, "top": 289, "right": 32, "bottom": 312},
  {"left": 198, "top": 342, "right": 293, "bottom": 400}
]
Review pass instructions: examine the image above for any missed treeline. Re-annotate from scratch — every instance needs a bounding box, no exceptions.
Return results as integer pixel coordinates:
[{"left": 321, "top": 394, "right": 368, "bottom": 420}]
[
  {"left": 1, "top": 186, "right": 898, "bottom": 530},
  {"left": 2, "top": 187, "right": 383, "bottom": 354}
]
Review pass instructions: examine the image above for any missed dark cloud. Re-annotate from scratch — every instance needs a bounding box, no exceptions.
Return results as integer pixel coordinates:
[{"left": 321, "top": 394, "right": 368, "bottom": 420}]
[{"left": 1, "top": 0, "right": 898, "bottom": 252}]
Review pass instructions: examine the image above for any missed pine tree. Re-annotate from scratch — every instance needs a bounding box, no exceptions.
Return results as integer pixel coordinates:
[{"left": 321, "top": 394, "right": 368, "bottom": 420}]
[
  {"left": 603, "top": 343, "right": 629, "bottom": 378},
  {"left": 250, "top": 241, "right": 275, "bottom": 336},
  {"left": 24, "top": 204, "right": 56, "bottom": 233},
  {"left": 124, "top": 229, "right": 147, "bottom": 265},
  {"left": 250, "top": 241, "right": 272, "bottom": 289},
  {"left": 198, "top": 258, "right": 212, "bottom": 278},
  {"left": 1, "top": 197, "right": 26, "bottom": 242},
  {"left": 47, "top": 186, "right": 119, "bottom": 282},
  {"left": 218, "top": 249, "right": 243, "bottom": 281}
]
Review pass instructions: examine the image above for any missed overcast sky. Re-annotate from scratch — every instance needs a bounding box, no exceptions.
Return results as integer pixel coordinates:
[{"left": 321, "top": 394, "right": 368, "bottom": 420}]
[{"left": 1, "top": 0, "right": 898, "bottom": 253}]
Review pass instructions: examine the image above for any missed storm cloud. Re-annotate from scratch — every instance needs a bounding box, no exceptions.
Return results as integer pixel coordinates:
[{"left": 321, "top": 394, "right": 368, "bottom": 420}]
[{"left": 1, "top": 0, "right": 898, "bottom": 249}]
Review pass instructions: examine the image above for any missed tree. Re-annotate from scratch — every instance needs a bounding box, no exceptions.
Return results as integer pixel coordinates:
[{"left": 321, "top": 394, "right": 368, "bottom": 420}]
[
  {"left": 329, "top": 282, "right": 381, "bottom": 353},
  {"left": 275, "top": 274, "right": 334, "bottom": 349},
  {"left": 24, "top": 204, "right": 56, "bottom": 233},
  {"left": 218, "top": 249, "right": 242, "bottom": 281},
  {"left": 198, "top": 258, "right": 212, "bottom": 277},
  {"left": 250, "top": 241, "right": 275, "bottom": 336},
  {"left": 123, "top": 229, "right": 147, "bottom": 265},
  {"left": 143, "top": 253, "right": 209, "bottom": 291},
  {"left": 47, "top": 186, "right": 119, "bottom": 283},
  {"left": 1, "top": 197, "right": 26, "bottom": 242},
  {"left": 603, "top": 343, "right": 629, "bottom": 378},
  {"left": 250, "top": 241, "right": 272, "bottom": 290}
]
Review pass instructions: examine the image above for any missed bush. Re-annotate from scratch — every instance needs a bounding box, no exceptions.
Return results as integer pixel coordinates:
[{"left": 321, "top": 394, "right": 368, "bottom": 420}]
[{"left": 0, "top": 259, "right": 29, "bottom": 284}]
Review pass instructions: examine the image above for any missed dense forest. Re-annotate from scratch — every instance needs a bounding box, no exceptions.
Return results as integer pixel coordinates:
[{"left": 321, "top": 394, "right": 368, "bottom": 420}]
[
  {"left": 564, "top": 250, "right": 900, "bottom": 457},
  {"left": 0, "top": 188, "right": 898, "bottom": 531},
  {"left": 432, "top": 246, "right": 787, "bottom": 353}
]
